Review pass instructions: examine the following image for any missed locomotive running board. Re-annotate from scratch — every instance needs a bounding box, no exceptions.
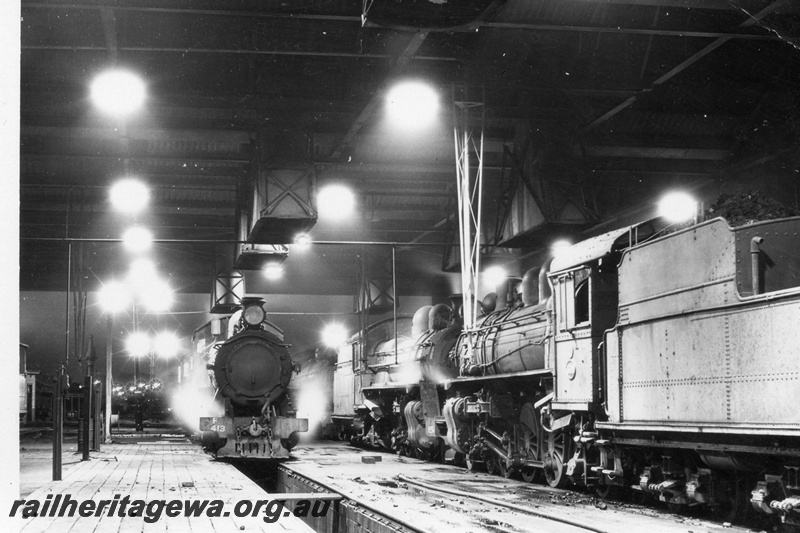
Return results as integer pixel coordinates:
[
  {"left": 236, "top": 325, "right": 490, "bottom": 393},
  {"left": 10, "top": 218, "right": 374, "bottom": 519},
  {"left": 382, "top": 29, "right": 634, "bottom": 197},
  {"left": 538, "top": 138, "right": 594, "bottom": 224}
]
[
  {"left": 442, "top": 368, "right": 552, "bottom": 387},
  {"left": 600, "top": 435, "right": 800, "bottom": 456},
  {"left": 596, "top": 422, "right": 800, "bottom": 437}
]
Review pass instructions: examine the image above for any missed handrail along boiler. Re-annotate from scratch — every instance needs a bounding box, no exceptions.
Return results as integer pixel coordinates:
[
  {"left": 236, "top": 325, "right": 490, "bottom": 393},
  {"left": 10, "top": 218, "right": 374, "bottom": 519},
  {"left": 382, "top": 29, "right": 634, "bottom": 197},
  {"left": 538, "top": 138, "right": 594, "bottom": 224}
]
[{"left": 331, "top": 215, "right": 800, "bottom": 527}]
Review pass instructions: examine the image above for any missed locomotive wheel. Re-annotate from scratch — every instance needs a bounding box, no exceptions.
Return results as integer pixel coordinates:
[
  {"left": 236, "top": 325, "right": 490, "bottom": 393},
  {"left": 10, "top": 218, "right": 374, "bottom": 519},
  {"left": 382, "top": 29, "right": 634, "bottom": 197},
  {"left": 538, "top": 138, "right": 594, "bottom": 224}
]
[
  {"left": 521, "top": 467, "right": 540, "bottom": 483},
  {"left": 484, "top": 453, "right": 500, "bottom": 476},
  {"left": 518, "top": 403, "right": 543, "bottom": 483},
  {"left": 499, "top": 461, "right": 517, "bottom": 479},
  {"left": 465, "top": 457, "right": 483, "bottom": 472},
  {"left": 666, "top": 502, "right": 687, "bottom": 514},
  {"left": 519, "top": 403, "right": 543, "bottom": 462},
  {"left": 543, "top": 430, "right": 571, "bottom": 488},
  {"left": 596, "top": 483, "right": 622, "bottom": 500},
  {"left": 413, "top": 446, "right": 434, "bottom": 461},
  {"left": 498, "top": 461, "right": 508, "bottom": 478}
]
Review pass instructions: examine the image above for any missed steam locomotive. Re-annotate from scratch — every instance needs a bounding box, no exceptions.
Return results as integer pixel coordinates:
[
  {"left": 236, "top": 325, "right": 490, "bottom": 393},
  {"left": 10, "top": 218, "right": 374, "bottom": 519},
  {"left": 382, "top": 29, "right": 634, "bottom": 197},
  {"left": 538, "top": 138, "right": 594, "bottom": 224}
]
[
  {"left": 331, "top": 215, "right": 800, "bottom": 527},
  {"left": 195, "top": 298, "right": 308, "bottom": 459}
]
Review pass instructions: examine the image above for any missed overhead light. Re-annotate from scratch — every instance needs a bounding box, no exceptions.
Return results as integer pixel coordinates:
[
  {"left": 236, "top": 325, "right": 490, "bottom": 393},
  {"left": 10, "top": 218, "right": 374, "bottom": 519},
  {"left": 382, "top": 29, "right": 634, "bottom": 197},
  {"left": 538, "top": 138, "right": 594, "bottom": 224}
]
[
  {"left": 139, "top": 279, "right": 173, "bottom": 312},
  {"left": 122, "top": 226, "right": 153, "bottom": 253},
  {"left": 126, "top": 258, "right": 157, "bottom": 289},
  {"left": 386, "top": 80, "right": 439, "bottom": 130},
  {"left": 318, "top": 185, "right": 355, "bottom": 220},
  {"left": 90, "top": 69, "right": 146, "bottom": 117},
  {"left": 484, "top": 266, "right": 506, "bottom": 289},
  {"left": 98, "top": 280, "right": 131, "bottom": 314},
  {"left": 321, "top": 324, "right": 348, "bottom": 348},
  {"left": 154, "top": 331, "right": 180, "bottom": 358},
  {"left": 110, "top": 179, "right": 149, "bottom": 214},
  {"left": 126, "top": 332, "right": 151, "bottom": 357},
  {"left": 263, "top": 263, "right": 284, "bottom": 280},
  {"left": 293, "top": 233, "right": 311, "bottom": 250},
  {"left": 658, "top": 191, "right": 698, "bottom": 224},
  {"left": 550, "top": 239, "right": 572, "bottom": 256}
]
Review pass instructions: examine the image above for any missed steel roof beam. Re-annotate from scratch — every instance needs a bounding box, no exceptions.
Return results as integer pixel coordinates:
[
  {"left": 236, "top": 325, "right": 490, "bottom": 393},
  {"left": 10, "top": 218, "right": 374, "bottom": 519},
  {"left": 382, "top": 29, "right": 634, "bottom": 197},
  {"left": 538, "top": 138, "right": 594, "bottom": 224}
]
[{"left": 578, "top": 0, "right": 793, "bottom": 134}]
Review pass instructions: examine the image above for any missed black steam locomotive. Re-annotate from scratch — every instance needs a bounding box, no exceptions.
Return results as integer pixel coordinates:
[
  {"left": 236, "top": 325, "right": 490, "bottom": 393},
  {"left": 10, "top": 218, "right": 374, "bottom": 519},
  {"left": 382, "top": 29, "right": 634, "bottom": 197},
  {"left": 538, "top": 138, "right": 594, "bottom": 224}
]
[
  {"left": 331, "top": 215, "right": 800, "bottom": 527},
  {"left": 196, "top": 298, "right": 308, "bottom": 459}
]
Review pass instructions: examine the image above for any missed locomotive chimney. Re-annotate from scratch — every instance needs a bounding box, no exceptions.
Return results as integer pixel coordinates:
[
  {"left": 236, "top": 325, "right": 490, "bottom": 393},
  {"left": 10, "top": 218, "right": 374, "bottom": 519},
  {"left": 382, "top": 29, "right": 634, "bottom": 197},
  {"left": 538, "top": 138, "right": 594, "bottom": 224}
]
[
  {"left": 447, "top": 294, "right": 464, "bottom": 326},
  {"left": 428, "top": 303, "right": 453, "bottom": 331}
]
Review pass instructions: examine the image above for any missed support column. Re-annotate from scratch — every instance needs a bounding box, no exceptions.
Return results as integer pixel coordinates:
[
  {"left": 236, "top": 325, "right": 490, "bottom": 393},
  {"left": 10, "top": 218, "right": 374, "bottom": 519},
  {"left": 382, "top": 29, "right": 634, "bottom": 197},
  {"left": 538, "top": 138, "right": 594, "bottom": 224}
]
[{"left": 452, "top": 85, "right": 485, "bottom": 350}]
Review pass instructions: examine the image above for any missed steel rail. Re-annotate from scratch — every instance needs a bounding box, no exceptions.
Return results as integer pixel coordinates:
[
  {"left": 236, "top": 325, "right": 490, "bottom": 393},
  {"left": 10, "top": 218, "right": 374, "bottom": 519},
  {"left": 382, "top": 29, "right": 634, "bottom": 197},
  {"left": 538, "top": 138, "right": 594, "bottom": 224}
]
[{"left": 397, "top": 474, "right": 612, "bottom": 533}]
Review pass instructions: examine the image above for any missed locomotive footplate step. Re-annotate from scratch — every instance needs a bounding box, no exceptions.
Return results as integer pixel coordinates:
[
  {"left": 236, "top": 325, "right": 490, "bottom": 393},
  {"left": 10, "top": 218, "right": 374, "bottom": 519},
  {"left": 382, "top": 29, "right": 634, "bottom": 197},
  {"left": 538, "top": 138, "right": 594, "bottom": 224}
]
[
  {"left": 15, "top": 438, "right": 314, "bottom": 532},
  {"left": 278, "top": 442, "right": 754, "bottom": 533}
]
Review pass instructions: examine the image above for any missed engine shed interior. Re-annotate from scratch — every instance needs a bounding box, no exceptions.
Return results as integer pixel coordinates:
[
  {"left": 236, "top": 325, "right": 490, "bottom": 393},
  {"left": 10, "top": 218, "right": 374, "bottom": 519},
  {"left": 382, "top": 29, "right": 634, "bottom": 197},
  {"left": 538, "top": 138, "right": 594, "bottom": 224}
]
[
  {"left": 13, "top": 0, "right": 800, "bottom": 382},
  {"left": 9, "top": 3, "right": 800, "bottom": 531}
]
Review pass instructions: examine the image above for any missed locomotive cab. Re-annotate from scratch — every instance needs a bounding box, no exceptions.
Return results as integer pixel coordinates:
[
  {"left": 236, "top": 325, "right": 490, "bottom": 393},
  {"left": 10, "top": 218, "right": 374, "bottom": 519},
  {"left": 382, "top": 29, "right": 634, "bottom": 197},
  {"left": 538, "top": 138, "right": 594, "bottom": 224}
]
[{"left": 548, "top": 225, "right": 638, "bottom": 413}]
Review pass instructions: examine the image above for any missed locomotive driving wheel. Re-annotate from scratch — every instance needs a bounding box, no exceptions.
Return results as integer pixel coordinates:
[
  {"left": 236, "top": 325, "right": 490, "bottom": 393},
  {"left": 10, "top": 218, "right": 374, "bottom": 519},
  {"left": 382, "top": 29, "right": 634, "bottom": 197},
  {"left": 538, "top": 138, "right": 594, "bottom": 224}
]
[
  {"left": 498, "top": 460, "right": 509, "bottom": 478},
  {"left": 543, "top": 429, "right": 572, "bottom": 488},
  {"left": 518, "top": 402, "right": 543, "bottom": 483},
  {"left": 483, "top": 451, "right": 500, "bottom": 475},
  {"left": 465, "top": 457, "right": 482, "bottom": 472}
]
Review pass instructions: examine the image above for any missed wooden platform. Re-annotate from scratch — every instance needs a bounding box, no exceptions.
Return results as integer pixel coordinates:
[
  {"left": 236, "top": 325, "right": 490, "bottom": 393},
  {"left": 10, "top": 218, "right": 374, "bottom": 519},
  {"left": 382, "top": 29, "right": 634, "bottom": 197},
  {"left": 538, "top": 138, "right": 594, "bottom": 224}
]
[{"left": 17, "top": 438, "right": 314, "bottom": 533}]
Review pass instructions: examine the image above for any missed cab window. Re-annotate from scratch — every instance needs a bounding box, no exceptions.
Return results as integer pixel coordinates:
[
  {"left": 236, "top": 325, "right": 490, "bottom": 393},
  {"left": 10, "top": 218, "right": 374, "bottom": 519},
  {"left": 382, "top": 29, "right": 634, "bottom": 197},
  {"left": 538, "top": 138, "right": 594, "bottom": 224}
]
[{"left": 555, "top": 267, "right": 591, "bottom": 332}]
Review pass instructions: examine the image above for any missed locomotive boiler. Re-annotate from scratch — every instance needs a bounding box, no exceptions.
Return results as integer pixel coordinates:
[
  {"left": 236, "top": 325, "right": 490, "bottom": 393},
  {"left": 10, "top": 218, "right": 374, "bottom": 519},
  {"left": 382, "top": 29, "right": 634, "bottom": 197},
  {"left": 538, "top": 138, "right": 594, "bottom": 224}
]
[
  {"left": 198, "top": 298, "right": 308, "bottom": 459},
  {"left": 332, "top": 304, "right": 461, "bottom": 456},
  {"left": 331, "top": 213, "right": 800, "bottom": 528}
]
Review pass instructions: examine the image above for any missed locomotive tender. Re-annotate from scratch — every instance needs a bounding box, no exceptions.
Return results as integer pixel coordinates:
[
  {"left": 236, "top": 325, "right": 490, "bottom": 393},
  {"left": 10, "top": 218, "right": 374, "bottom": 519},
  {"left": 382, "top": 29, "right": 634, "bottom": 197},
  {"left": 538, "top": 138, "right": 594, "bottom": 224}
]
[
  {"left": 197, "top": 298, "right": 308, "bottom": 459},
  {"left": 332, "top": 215, "right": 800, "bottom": 525}
]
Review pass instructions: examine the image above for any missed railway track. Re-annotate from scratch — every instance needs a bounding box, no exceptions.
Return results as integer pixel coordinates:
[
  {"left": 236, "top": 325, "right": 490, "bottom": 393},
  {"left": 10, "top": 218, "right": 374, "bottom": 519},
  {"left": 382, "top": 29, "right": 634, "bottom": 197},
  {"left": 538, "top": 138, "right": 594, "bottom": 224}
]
[
  {"left": 244, "top": 442, "right": 755, "bottom": 533},
  {"left": 397, "top": 474, "right": 611, "bottom": 533},
  {"left": 274, "top": 465, "right": 607, "bottom": 533}
]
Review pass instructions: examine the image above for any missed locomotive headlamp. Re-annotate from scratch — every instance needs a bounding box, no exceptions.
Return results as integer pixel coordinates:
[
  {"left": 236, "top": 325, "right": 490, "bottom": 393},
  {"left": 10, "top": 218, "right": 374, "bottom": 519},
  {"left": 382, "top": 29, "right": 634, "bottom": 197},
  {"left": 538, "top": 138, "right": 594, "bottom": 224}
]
[{"left": 243, "top": 303, "right": 266, "bottom": 327}]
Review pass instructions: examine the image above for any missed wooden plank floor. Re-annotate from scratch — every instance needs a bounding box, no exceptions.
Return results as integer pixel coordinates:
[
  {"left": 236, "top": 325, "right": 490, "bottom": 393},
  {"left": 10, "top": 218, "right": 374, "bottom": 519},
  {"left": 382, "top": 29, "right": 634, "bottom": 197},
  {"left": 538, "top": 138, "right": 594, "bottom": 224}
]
[{"left": 18, "top": 439, "right": 314, "bottom": 533}]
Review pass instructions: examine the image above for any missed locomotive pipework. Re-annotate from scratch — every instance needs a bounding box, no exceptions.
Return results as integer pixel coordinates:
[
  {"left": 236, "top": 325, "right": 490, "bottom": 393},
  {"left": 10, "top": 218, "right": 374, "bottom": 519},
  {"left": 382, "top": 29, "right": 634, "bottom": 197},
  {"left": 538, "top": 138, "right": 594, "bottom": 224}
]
[{"left": 331, "top": 216, "right": 800, "bottom": 529}]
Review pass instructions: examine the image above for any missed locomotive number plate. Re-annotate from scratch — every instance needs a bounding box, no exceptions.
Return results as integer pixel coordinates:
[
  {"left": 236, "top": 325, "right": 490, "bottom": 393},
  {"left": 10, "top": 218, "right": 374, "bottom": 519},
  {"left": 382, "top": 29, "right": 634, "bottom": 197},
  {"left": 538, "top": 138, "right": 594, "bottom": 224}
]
[{"left": 200, "top": 417, "right": 232, "bottom": 436}]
